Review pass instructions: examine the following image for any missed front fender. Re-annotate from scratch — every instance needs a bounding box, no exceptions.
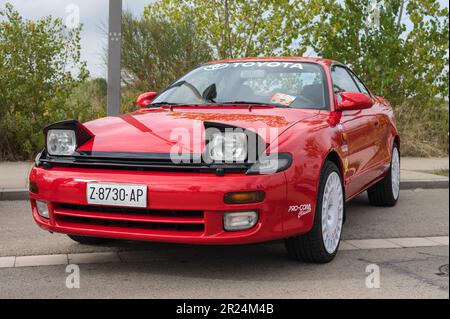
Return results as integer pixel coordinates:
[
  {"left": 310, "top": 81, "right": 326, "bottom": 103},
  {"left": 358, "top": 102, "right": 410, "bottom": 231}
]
[{"left": 273, "top": 113, "right": 346, "bottom": 237}]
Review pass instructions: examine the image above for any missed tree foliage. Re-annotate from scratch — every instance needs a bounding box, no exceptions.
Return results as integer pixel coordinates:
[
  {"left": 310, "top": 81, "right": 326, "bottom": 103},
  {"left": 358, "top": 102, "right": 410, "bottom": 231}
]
[
  {"left": 144, "top": 0, "right": 310, "bottom": 59},
  {"left": 0, "top": 1, "right": 448, "bottom": 159},
  {"left": 299, "top": 0, "right": 449, "bottom": 155},
  {"left": 121, "top": 10, "right": 213, "bottom": 93},
  {"left": 301, "top": 0, "right": 448, "bottom": 107},
  {"left": 145, "top": 0, "right": 448, "bottom": 106},
  {"left": 145, "top": 0, "right": 448, "bottom": 156},
  {"left": 0, "top": 3, "right": 90, "bottom": 159}
]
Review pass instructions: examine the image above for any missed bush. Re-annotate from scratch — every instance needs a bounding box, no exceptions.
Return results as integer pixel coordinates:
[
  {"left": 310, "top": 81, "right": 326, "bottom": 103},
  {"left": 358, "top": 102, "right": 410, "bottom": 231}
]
[
  {"left": 396, "top": 100, "right": 449, "bottom": 157},
  {"left": 0, "top": 4, "right": 90, "bottom": 160},
  {"left": 121, "top": 11, "right": 213, "bottom": 94}
]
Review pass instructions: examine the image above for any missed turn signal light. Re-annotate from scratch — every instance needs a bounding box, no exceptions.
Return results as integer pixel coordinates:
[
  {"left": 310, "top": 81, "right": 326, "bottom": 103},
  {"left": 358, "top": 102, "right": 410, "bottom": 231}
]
[
  {"left": 224, "top": 191, "right": 265, "bottom": 204},
  {"left": 29, "top": 182, "right": 39, "bottom": 194}
]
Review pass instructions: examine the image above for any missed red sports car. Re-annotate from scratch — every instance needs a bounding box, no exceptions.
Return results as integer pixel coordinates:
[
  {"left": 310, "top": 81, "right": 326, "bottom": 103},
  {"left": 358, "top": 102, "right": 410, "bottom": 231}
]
[{"left": 29, "top": 57, "right": 400, "bottom": 263}]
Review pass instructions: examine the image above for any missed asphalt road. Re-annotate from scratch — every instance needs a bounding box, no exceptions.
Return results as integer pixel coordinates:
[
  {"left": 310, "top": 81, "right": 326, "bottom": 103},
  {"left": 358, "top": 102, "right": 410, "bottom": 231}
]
[{"left": 0, "top": 189, "right": 448, "bottom": 298}]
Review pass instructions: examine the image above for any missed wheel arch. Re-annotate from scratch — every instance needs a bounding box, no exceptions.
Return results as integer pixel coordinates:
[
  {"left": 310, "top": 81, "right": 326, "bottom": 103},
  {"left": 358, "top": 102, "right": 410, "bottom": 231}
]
[
  {"left": 394, "top": 135, "right": 401, "bottom": 153},
  {"left": 324, "top": 150, "right": 344, "bottom": 182},
  {"left": 323, "top": 149, "right": 347, "bottom": 221}
]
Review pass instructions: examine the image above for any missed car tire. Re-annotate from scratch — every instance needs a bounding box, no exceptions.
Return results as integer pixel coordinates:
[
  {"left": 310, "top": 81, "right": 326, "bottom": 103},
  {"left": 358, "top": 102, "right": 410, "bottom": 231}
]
[
  {"left": 285, "top": 161, "right": 344, "bottom": 263},
  {"left": 67, "top": 235, "right": 114, "bottom": 245},
  {"left": 367, "top": 144, "right": 400, "bottom": 207}
]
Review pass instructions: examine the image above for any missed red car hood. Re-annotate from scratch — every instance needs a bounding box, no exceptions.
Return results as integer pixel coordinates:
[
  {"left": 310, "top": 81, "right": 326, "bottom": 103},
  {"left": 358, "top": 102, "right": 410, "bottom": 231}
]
[{"left": 78, "top": 106, "right": 319, "bottom": 154}]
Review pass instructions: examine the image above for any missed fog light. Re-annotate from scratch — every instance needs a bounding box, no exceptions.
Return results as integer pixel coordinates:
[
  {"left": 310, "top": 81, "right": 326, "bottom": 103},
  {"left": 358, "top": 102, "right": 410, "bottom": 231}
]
[
  {"left": 224, "top": 211, "right": 258, "bottom": 231},
  {"left": 36, "top": 201, "right": 49, "bottom": 219}
]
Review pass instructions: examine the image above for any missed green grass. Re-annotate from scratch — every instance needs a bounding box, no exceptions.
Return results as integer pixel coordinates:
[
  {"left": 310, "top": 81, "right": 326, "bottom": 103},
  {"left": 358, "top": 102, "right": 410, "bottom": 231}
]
[{"left": 430, "top": 169, "right": 449, "bottom": 177}]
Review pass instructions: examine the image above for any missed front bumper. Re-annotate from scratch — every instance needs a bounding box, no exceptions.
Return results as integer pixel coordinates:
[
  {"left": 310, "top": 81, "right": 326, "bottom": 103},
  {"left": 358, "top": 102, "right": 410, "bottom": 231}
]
[{"left": 29, "top": 166, "right": 290, "bottom": 245}]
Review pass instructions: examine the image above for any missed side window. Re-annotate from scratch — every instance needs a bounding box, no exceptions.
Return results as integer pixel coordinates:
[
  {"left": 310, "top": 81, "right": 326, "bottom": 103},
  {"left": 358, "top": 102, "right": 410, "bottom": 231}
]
[
  {"left": 350, "top": 73, "right": 370, "bottom": 96},
  {"left": 331, "top": 66, "right": 360, "bottom": 93}
]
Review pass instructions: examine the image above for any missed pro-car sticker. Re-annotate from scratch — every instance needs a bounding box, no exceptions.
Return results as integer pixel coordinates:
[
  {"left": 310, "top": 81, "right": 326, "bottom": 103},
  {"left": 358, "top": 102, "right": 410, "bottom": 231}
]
[
  {"left": 288, "top": 204, "right": 312, "bottom": 219},
  {"left": 271, "top": 93, "right": 297, "bottom": 107},
  {"left": 204, "top": 62, "right": 304, "bottom": 71}
]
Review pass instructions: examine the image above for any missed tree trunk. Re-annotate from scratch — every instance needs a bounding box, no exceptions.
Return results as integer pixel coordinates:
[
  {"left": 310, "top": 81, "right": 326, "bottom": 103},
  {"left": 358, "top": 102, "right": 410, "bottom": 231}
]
[
  {"left": 223, "top": 0, "right": 233, "bottom": 59},
  {"left": 397, "top": 0, "right": 405, "bottom": 28}
]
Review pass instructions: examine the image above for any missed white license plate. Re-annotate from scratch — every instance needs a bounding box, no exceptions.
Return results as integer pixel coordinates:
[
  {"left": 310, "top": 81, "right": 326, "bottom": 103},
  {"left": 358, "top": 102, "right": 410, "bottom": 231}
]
[{"left": 87, "top": 183, "right": 147, "bottom": 208}]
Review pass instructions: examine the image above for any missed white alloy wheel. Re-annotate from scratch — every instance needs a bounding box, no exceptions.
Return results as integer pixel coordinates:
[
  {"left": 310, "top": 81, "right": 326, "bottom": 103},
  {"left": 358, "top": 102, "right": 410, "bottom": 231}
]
[
  {"left": 391, "top": 147, "right": 400, "bottom": 200},
  {"left": 285, "top": 161, "right": 343, "bottom": 263},
  {"left": 321, "top": 172, "right": 344, "bottom": 254}
]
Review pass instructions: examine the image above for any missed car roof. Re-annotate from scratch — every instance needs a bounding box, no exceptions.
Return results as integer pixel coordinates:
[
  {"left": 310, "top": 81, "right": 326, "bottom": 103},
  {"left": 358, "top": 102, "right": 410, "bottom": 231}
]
[{"left": 206, "top": 56, "right": 339, "bottom": 67}]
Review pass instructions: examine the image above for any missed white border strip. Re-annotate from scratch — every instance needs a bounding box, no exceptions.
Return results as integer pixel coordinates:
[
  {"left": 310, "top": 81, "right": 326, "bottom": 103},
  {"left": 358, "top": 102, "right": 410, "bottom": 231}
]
[{"left": 0, "top": 236, "right": 448, "bottom": 269}]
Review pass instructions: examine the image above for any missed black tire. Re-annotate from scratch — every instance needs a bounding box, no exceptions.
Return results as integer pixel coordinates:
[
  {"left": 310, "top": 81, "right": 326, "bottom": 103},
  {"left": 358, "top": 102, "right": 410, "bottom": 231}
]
[
  {"left": 67, "top": 235, "right": 114, "bottom": 245},
  {"left": 285, "top": 161, "right": 344, "bottom": 263},
  {"left": 367, "top": 144, "right": 400, "bottom": 207}
]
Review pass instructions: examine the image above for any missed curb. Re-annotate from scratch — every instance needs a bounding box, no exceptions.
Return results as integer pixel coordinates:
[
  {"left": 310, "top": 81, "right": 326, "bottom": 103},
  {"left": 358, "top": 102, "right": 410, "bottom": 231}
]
[
  {"left": 0, "top": 180, "right": 448, "bottom": 201},
  {"left": 400, "top": 179, "right": 449, "bottom": 190},
  {"left": 1, "top": 236, "right": 449, "bottom": 269},
  {"left": 0, "top": 189, "right": 29, "bottom": 201}
]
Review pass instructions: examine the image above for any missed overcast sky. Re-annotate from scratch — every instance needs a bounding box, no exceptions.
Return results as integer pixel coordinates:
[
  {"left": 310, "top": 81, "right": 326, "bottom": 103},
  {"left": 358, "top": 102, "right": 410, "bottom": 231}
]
[
  {"left": 1, "top": 0, "right": 448, "bottom": 79},
  {"left": 0, "top": 0, "right": 151, "bottom": 78}
]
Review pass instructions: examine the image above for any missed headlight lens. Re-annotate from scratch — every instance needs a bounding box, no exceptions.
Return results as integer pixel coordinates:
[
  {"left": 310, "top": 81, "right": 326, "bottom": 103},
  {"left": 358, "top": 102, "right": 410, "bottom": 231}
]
[
  {"left": 208, "top": 132, "right": 247, "bottom": 162},
  {"left": 47, "top": 129, "right": 77, "bottom": 156}
]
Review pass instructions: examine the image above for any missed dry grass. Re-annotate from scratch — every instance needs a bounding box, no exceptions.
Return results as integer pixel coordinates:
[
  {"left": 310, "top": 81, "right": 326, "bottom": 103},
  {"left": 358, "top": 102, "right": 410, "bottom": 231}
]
[
  {"left": 395, "top": 103, "right": 449, "bottom": 157},
  {"left": 430, "top": 169, "right": 449, "bottom": 177}
]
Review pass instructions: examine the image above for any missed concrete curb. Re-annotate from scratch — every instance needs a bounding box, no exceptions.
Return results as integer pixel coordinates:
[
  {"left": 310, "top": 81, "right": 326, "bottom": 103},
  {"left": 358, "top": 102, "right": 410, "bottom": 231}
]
[
  {"left": 0, "top": 179, "right": 448, "bottom": 201},
  {"left": 0, "top": 189, "right": 29, "bottom": 201},
  {"left": 400, "top": 179, "right": 449, "bottom": 190},
  {"left": 1, "top": 236, "right": 448, "bottom": 268}
]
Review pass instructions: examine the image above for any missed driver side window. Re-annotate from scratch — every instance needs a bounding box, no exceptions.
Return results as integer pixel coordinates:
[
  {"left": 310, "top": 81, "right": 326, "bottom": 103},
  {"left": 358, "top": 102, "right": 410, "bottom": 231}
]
[
  {"left": 350, "top": 72, "right": 370, "bottom": 96},
  {"left": 331, "top": 66, "right": 360, "bottom": 93}
]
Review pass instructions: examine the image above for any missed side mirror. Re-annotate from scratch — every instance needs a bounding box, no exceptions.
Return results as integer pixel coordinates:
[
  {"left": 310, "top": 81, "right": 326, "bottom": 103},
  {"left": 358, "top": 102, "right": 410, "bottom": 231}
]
[
  {"left": 136, "top": 92, "right": 158, "bottom": 108},
  {"left": 336, "top": 92, "right": 373, "bottom": 111}
]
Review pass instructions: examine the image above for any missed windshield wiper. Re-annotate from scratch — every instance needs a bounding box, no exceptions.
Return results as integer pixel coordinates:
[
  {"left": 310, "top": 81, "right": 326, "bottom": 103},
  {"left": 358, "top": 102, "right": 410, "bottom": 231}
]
[
  {"left": 221, "top": 101, "right": 273, "bottom": 106},
  {"left": 147, "top": 102, "right": 180, "bottom": 108},
  {"left": 220, "top": 101, "right": 280, "bottom": 109}
]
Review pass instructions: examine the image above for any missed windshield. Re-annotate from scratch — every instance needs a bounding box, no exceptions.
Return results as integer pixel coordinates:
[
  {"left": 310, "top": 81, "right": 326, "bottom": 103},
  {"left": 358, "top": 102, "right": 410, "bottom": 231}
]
[{"left": 151, "top": 62, "right": 327, "bottom": 109}]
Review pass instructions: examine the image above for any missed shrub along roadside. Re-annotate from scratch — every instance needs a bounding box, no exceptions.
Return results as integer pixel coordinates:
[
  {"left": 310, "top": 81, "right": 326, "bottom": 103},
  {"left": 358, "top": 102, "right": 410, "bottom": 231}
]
[
  {"left": 0, "top": 4, "right": 89, "bottom": 160},
  {"left": 396, "top": 102, "right": 449, "bottom": 157}
]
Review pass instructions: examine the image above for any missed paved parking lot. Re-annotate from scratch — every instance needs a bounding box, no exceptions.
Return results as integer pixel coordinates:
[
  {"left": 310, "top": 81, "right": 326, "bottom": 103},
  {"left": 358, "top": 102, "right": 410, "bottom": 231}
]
[{"left": 0, "top": 189, "right": 448, "bottom": 298}]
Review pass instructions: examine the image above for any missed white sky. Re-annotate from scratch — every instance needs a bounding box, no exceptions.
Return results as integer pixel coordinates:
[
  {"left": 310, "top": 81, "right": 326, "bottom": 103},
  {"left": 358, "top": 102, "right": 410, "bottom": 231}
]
[
  {"left": 1, "top": 0, "right": 448, "bottom": 78},
  {"left": 0, "top": 0, "right": 151, "bottom": 78}
]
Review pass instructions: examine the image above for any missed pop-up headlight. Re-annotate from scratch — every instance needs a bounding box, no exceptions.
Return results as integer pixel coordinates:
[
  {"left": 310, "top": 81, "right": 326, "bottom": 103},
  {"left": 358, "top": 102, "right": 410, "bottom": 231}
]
[
  {"left": 208, "top": 132, "right": 248, "bottom": 162},
  {"left": 44, "top": 120, "right": 93, "bottom": 157},
  {"left": 47, "top": 130, "right": 77, "bottom": 156}
]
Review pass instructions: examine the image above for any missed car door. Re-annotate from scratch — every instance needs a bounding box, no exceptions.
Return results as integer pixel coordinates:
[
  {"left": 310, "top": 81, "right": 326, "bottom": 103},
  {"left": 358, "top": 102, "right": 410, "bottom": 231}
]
[
  {"left": 348, "top": 70, "right": 392, "bottom": 177},
  {"left": 331, "top": 65, "right": 379, "bottom": 198}
]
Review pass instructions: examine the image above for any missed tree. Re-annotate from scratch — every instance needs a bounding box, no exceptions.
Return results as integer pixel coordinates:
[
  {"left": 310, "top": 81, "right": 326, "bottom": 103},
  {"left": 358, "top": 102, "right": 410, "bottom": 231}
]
[
  {"left": 62, "top": 78, "right": 107, "bottom": 121},
  {"left": 300, "top": 0, "right": 448, "bottom": 107},
  {"left": 0, "top": 3, "right": 89, "bottom": 159},
  {"left": 298, "top": 0, "right": 449, "bottom": 155},
  {"left": 120, "top": 11, "right": 213, "bottom": 93},
  {"left": 144, "top": 0, "right": 311, "bottom": 59}
]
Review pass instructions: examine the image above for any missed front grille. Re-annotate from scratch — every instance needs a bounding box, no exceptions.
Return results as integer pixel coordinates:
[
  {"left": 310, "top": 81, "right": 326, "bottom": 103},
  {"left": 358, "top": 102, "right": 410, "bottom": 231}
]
[
  {"left": 39, "top": 152, "right": 251, "bottom": 173},
  {"left": 53, "top": 203, "right": 205, "bottom": 235},
  {"left": 57, "top": 215, "right": 204, "bottom": 232},
  {"left": 58, "top": 203, "right": 203, "bottom": 218}
]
